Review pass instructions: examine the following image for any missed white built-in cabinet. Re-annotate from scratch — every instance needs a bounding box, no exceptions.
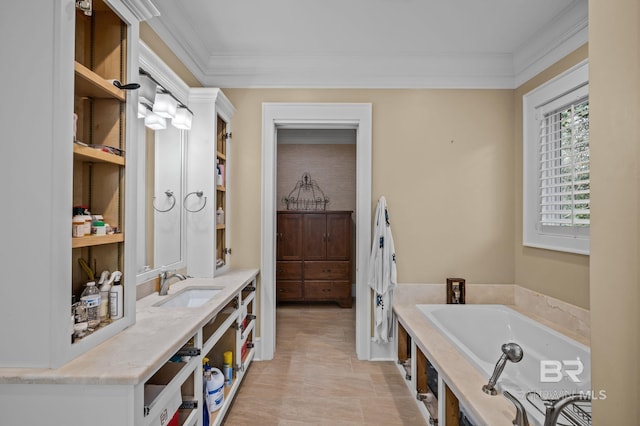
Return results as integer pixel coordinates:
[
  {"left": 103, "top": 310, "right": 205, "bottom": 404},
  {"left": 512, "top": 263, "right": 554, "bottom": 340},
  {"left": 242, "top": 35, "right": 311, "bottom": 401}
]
[
  {"left": 186, "top": 89, "right": 236, "bottom": 278},
  {"left": 0, "top": 0, "right": 156, "bottom": 369}
]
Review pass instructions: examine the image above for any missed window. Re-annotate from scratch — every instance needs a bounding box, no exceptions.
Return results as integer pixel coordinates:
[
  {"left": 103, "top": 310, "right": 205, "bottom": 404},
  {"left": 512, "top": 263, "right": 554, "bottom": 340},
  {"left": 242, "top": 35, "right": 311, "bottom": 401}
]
[{"left": 523, "top": 61, "right": 589, "bottom": 254}]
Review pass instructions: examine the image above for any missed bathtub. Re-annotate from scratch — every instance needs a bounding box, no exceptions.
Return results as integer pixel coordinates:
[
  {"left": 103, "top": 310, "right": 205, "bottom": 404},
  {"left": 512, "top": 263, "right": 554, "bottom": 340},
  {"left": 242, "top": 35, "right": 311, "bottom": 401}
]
[{"left": 416, "top": 304, "right": 591, "bottom": 426}]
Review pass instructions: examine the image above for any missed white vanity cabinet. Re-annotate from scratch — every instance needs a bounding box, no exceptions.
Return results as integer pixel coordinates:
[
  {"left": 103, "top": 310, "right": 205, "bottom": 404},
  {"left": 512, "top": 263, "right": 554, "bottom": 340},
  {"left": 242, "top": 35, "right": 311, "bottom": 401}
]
[
  {"left": 186, "top": 89, "right": 236, "bottom": 278},
  {"left": 0, "top": 0, "right": 158, "bottom": 369},
  {"left": 0, "top": 269, "right": 259, "bottom": 426}
]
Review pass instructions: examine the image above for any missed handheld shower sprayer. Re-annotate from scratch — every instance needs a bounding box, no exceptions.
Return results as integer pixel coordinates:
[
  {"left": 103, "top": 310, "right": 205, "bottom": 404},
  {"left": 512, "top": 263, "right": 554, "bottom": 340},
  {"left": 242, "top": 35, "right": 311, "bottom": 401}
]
[{"left": 482, "top": 342, "right": 524, "bottom": 395}]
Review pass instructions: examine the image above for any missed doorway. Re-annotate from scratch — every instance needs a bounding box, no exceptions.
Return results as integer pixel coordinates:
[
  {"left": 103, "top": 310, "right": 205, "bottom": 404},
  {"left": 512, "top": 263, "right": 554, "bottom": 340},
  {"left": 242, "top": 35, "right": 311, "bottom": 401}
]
[{"left": 260, "top": 103, "right": 372, "bottom": 361}]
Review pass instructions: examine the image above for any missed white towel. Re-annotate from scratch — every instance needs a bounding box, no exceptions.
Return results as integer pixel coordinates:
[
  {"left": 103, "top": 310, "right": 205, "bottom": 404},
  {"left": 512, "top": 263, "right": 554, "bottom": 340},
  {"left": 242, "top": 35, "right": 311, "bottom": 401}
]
[{"left": 367, "top": 196, "right": 397, "bottom": 344}]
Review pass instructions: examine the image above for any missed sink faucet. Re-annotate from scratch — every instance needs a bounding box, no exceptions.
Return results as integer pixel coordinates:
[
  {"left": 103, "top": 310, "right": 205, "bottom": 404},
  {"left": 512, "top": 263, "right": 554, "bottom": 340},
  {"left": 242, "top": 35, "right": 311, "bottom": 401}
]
[
  {"left": 482, "top": 342, "right": 524, "bottom": 395},
  {"left": 543, "top": 393, "right": 591, "bottom": 426},
  {"left": 159, "top": 270, "right": 188, "bottom": 296}
]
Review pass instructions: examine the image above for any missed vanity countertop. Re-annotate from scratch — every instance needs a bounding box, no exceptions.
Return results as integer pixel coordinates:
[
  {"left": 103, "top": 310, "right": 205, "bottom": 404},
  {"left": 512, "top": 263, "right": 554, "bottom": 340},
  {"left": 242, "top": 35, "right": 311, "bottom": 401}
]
[{"left": 0, "top": 268, "right": 259, "bottom": 386}]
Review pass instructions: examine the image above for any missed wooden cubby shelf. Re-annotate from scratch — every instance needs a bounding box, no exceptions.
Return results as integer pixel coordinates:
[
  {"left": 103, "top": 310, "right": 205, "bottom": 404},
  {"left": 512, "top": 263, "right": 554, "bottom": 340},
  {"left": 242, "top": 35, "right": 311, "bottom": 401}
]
[
  {"left": 72, "top": 233, "right": 124, "bottom": 249},
  {"left": 73, "top": 144, "right": 125, "bottom": 166},
  {"left": 74, "top": 61, "right": 125, "bottom": 101}
]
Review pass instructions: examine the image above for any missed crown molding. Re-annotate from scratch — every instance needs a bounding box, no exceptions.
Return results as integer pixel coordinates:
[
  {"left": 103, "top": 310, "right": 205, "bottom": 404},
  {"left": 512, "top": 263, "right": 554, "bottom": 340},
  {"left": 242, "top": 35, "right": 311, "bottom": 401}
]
[
  {"left": 198, "top": 52, "right": 516, "bottom": 89},
  {"left": 148, "top": 0, "right": 588, "bottom": 89},
  {"left": 513, "top": 0, "right": 588, "bottom": 87},
  {"left": 120, "top": 0, "right": 160, "bottom": 21}
]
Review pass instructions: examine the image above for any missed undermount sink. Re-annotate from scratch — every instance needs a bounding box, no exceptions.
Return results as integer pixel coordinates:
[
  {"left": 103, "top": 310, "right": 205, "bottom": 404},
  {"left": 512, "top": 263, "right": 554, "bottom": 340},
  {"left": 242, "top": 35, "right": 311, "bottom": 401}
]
[{"left": 154, "top": 287, "right": 223, "bottom": 308}]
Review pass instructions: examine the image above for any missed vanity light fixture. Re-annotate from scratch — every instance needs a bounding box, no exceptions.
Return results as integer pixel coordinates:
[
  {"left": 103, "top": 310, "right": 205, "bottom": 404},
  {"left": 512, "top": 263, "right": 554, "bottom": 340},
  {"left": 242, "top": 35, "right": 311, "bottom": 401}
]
[
  {"left": 138, "top": 73, "right": 158, "bottom": 105},
  {"left": 144, "top": 111, "right": 167, "bottom": 130},
  {"left": 153, "top": 92, "right": 178, "bottom": 119},
  {"left": 171, "top": 106, "right": 193, "bottom": 130},
  {"left": 139, "top": 68, "right": 194, "bottom": 130},
  {"left": 138, "top": 102, "right": 148, "bottom": 119}
]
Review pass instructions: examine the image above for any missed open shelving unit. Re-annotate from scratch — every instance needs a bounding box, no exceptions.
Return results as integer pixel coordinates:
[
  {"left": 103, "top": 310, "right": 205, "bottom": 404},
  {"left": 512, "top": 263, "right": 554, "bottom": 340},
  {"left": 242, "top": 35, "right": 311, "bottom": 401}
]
[
  {"left": 396, "top": 321, "right": 463, "bottom": 426},
  {"left": 71, "top": 0, "right": 132, "bottom": 345}
]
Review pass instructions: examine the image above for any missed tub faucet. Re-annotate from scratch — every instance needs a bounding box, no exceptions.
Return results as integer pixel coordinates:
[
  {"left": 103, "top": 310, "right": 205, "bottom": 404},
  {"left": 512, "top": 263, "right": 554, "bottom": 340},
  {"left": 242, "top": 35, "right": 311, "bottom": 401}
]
[
  {"left": 482, "top": 342, "right": 524, "bottom": 395},
  {"left": 503, "top": 391, "right": 529, "bottom": 426},
  {"left": 543, "top": 393, "right": 591, "bottom": 426},
  {"left": 159, "top": 270, "right": 188, "bottom": 296}
]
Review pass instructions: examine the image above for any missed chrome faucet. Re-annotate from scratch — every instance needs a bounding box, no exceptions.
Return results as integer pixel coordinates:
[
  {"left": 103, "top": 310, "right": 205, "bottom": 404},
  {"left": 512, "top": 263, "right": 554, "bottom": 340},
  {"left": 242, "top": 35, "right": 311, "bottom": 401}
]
[
  {"left": 159, "top": 270, "right": 188, "bottom": 296},
  {"left": 503, "top": 391, "right": 529, "bottom": 426},
  {"left": 482, "top": 342, "right": 524, "bottom": 395},
  {"left": 543, "top": 393, "right": 591, "bottom": 426}
]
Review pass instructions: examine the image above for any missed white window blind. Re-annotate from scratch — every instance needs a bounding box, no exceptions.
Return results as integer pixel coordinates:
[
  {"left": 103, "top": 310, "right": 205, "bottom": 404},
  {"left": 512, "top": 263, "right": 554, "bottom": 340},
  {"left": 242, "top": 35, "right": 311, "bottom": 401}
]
[
  {"left": 522, "top": 60, "right": 589, "bottom": 254},
  {"left": 537, "top": 95, "right": 589, "bottom": 234}
]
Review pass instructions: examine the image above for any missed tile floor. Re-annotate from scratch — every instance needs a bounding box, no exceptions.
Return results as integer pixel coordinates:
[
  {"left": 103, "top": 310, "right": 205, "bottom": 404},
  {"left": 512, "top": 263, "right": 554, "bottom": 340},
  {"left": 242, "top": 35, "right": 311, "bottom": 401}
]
[{"left": 224, "top": 304, "right": 425, "bottom": 425}]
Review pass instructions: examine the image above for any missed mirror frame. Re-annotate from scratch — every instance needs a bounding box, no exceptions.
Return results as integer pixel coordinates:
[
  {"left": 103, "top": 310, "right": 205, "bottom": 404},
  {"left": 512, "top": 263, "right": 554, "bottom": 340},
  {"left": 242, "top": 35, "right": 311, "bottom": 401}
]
[{"left": 136, "top": 40, "right": 190, "bottom": 286}]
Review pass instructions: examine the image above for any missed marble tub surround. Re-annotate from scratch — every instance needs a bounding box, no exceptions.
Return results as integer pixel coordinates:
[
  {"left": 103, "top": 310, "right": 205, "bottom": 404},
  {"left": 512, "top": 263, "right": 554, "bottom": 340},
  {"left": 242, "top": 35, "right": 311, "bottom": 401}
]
[
  {"left": 514, "top": 286, "right": 590, "bottom": 344},
  {"left": 394, "top": 303, "right": 515, "bottom": 425},
  {"left": 0, "top": 268, "right": 259, "bottom": 385},
  {"left": 394, "top": 283, "right": 515, "bottom": 306},
  {"left": 393, "top": 283, "right": 591, "bottom": 425},
  {"left": 394, "top": 283, "right": 589, "bottom": 342}
]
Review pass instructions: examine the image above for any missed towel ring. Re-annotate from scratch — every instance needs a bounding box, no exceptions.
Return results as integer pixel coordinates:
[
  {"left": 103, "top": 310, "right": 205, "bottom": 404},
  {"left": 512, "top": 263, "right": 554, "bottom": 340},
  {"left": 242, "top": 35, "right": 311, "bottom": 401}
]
[
  {"left": 184, "top": 190, "right": 207, "bottom": 213},
  {"left": 153, "top": 190, "right": 176, "bottom": 213}
]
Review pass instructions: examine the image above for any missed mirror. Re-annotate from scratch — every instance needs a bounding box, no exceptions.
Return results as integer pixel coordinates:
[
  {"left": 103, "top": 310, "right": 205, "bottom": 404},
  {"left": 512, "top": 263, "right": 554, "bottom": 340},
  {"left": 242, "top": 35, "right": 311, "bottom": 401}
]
[{"left": 136, "top": 123, "right": 186, "bottom": 283}]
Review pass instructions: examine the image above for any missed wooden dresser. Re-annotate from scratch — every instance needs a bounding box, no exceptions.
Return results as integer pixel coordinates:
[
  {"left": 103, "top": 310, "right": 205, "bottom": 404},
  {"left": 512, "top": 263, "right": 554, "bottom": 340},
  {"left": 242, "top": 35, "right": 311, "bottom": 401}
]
[{"left": 276, "top": 211, "right": 353, "bottom": 308}]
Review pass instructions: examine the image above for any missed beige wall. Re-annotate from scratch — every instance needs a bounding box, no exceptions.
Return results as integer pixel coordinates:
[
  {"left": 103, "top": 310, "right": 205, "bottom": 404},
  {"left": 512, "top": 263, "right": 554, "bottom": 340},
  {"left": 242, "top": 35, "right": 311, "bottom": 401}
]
[
  {"left": 513, "top": 45, "right": 590, "bottom": 309},
  {"left": 224, "top": 89, "right": 515, "bottom": 285},
  {"left": 277, "top": 144, "right": 356, "bottom": 212},
  {"left": 589, "top": 0, "right": 640, "bottom": 422}
]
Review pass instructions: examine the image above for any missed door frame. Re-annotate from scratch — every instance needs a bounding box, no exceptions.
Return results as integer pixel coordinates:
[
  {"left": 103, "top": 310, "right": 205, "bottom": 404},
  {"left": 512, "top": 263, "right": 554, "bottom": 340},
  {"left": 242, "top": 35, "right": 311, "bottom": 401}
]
[{"left": 260, "top": 103, "right": 372, "bottom": 360}]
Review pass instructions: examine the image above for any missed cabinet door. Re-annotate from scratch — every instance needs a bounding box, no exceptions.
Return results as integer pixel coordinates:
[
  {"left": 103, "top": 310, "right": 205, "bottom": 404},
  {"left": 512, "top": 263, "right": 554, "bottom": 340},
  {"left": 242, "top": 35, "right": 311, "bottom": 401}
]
[
  {"left": 326, "top": 213, "right": 351, "bottom": 260},
  {"left": 277, "top": 213, "right": 303, "bottom": 260},
  {"left": 303, "top": 213, "right": 327, "bottom": 260}
]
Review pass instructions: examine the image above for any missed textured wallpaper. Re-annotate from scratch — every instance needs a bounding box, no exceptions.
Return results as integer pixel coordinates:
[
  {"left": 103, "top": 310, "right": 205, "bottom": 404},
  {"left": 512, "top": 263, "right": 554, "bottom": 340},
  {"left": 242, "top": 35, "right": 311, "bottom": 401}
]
[{"left": 277, "top": 144, "right": 356, "bottom": 213}]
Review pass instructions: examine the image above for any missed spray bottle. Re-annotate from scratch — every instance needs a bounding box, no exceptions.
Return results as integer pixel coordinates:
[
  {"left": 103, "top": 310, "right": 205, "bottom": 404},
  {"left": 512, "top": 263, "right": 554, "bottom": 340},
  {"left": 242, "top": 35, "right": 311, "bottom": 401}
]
[
  {"left": 109, "top": 271, "right": 124, "bottom": 320},
  {"left": 97, "top": 270, "right": 111, "bottom": 324}
]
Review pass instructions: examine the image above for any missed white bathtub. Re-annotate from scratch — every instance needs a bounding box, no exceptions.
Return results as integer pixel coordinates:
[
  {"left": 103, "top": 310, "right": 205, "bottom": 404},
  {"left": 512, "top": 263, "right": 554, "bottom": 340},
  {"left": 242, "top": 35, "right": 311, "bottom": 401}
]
[{"left": 416, "top": 304, "right": 591, "bottom": 426}]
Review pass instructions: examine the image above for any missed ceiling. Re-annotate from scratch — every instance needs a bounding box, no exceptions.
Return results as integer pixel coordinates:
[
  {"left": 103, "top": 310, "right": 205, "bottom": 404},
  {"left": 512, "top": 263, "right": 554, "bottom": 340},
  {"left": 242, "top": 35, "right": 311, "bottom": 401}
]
[{"left": 146, "top": 0, "right": 588, "bottom": 89}]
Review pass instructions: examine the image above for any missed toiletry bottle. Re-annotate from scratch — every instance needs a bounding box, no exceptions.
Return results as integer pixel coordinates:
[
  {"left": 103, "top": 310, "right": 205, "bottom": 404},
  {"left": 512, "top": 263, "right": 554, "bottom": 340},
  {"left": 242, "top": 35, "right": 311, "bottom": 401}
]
[
  {"left": 202, "top": 359, "right": 210, "bottom": 425},
  {"left": 98, "top": 270, "right": 117, "bottom": 324},
  {"left": 109, "top": 272, "right": 124, "bottom": 320},
  {"left": 204, "top": 364, "right": 224, "bottom": 412},
  {"left": 80, "top": 281, "right": 101, "bottom": 329},
  {"left": 223, "top": 351, "right": 233, "bottom": 386},
  {"left": 216, "top": 206, "right": 224, "bottom": 225}
]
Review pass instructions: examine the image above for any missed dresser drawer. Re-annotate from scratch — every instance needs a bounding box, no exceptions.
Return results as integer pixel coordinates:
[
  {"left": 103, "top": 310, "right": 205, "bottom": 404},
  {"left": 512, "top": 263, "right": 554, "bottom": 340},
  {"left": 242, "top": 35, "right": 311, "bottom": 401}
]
[
  {"left": 304, "top": 281, "right": 351, "bottom": 300},
  {"left": 276, "top": 261, "right": 303, "bottom": 279},
  {"left": 303, "top": 261, "right": 350, "bottom": 280},
  {"left": 276, "top": 280, "right": 302, "bottom": 300}
]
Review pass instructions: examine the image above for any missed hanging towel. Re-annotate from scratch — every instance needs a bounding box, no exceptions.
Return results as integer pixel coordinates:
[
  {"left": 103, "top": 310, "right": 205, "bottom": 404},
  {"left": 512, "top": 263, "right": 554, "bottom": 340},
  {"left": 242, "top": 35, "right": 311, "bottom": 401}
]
[{"left": 367, "top": 196, "right": 397, "bottom": 344}]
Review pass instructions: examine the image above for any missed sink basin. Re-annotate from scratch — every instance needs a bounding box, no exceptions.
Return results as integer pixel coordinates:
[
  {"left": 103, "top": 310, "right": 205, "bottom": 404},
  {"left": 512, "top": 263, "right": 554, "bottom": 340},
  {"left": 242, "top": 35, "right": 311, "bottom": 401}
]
[{"left": 154, "top": 287, "right": 223, "bottom": 308}]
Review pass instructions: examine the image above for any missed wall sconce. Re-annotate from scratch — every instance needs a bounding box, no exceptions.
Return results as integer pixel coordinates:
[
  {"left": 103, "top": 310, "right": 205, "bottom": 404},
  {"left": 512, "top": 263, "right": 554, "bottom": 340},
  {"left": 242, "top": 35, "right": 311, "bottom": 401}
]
[
  {"left": 171, "top": 106, "right": 193, "bottom": 130},
  {"left": 153, "top": 92, "right": 178, "bottom": 119}
]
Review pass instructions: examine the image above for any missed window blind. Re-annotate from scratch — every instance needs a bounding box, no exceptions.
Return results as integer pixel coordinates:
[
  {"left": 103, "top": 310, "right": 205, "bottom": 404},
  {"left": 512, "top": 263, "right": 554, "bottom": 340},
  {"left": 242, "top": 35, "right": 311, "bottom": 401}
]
[{"left": 537, "top": 96, "right": 590, "bottom": 231}]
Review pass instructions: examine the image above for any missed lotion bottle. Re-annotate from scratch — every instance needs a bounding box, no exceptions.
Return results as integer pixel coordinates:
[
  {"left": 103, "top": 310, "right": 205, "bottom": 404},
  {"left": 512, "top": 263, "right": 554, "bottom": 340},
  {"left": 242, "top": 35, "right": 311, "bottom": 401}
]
[{"left": 109, "top": 272, "right": 124, "bottom": 320}]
